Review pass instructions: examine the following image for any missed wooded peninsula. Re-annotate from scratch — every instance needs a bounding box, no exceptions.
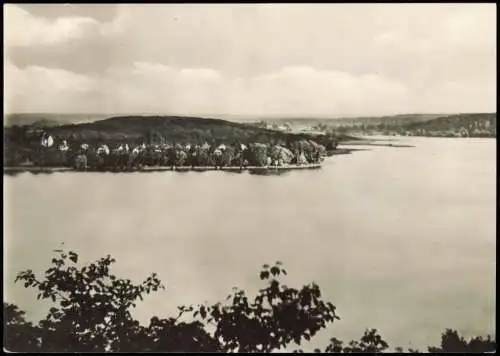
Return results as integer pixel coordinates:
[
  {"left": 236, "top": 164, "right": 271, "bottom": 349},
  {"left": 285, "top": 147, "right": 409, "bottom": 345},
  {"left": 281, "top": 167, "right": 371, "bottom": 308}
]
[{"left": 3, "top": 116, "right": 351, "bottom": 172}]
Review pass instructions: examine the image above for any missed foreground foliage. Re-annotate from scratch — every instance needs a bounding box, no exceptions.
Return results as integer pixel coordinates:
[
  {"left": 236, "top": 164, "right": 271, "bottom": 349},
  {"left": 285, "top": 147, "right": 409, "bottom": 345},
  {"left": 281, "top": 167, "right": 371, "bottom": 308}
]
[{"left": 4, "top": 250, "right": 496, "bottom": 353}]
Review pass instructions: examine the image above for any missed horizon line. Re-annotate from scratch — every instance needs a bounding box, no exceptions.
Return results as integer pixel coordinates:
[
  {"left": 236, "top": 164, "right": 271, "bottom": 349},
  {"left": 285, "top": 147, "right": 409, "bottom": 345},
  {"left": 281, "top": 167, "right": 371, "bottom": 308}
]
[{"left": 4, "top": 112, "right": 496, "bottom": 120}]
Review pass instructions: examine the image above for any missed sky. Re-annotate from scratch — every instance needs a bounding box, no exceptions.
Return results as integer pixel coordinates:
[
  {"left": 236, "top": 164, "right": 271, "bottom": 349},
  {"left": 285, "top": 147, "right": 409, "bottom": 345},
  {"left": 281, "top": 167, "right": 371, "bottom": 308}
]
[{"left": 3, "top": 4, "right": 497, "bottom": 118}]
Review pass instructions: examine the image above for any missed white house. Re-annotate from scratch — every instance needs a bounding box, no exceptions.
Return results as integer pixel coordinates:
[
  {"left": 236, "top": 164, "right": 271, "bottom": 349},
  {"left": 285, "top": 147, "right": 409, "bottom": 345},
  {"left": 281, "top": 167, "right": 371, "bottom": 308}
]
[{"left": 41, "top": 135, "right": 54, "bottom": 148}]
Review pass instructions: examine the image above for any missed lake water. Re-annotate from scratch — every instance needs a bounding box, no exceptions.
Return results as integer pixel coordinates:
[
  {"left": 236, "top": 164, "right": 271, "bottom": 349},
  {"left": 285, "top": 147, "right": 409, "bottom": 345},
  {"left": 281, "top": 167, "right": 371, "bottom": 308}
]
[{"left": 3, "top": 137, "right": 496, "bottom": 351}]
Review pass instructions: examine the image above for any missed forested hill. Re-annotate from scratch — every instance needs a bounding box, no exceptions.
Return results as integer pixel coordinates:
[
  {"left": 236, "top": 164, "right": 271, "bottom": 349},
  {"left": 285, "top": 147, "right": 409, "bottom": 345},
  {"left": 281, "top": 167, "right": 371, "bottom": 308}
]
[
  {"left": 13, "top": 115, "right": 351, "bottom": 146},
  {"left": 404, "top": 113, "right": 496, "bottom": 133},
  {"left": 301, "top": 113, "right": 496, "bottom": 138}
]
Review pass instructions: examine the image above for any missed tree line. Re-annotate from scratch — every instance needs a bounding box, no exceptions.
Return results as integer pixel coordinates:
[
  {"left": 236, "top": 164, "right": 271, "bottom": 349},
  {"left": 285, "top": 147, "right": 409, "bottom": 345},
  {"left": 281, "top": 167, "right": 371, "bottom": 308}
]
[{"left": 5, "top": 138, "right": 328, "bottom": 170}]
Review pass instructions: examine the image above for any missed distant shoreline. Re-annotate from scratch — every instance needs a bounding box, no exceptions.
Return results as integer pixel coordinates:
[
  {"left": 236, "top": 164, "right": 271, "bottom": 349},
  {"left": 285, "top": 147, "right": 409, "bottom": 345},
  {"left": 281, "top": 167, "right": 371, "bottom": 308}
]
[{"left": 341, "top": 141, "right": 415, "bottom": 148}]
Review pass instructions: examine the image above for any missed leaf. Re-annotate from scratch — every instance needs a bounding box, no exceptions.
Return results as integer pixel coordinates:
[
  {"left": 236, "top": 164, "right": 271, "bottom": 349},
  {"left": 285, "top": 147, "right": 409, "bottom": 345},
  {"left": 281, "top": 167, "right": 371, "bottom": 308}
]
[
  {"left": 69, "top": 252, "right": 78, "bottom": 264},
  {"left": 260, "top": 271, "right": 270, "bottom": 280},
  {"left": 270, "top": 266, "right": 280, "bottom": 276},
  {"left": 51, "top": 294, "right": 56, "bottom": 302},
  {"left": 200, "top": 306, "right": 207, "bottom": 319}
]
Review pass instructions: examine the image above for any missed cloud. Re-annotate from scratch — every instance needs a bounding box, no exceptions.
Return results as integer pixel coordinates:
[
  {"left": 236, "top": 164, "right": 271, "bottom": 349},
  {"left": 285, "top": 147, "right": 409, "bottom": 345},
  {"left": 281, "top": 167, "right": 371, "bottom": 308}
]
[
  {"left": 4, "top": 5, "right": 103, "bottom": 48},
  {"left": 16, "top": 4, "right": 119, "bottom": 23},
  {"left": 9, "top": 60, "right": 491, "bottom": 117},
  {"left": 3, "top": 4, "right": 497, "bottom": 117},
  {"left": 4, "top": 60, "right": 97, "bottom": 113},
  {"left": 440, "top": 5, "right": 497, "bottom": 48},
  {"left": 417, "top": 79, "right": 497, "bottom": 114}
]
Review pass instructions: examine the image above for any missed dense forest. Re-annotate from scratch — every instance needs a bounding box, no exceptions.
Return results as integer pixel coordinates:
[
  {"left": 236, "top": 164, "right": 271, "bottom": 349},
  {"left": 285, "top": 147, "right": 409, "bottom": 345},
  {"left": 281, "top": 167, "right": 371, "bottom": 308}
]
[{"left": 4, "top": 249, "right": 496, "bottom": 353}]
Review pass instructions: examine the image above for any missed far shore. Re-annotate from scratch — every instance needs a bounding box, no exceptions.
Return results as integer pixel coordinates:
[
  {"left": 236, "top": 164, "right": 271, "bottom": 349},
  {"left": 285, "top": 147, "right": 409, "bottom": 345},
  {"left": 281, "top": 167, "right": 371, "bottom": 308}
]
[{"left": 341, "top": 141, "right": 415, "bottom": 148}]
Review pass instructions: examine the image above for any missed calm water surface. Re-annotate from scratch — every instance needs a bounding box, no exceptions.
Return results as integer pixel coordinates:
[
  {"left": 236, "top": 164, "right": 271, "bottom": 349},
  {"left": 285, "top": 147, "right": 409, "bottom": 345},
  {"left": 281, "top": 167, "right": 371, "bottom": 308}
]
[{"left": 4, "top": 137, "right": 496, "bottom": 351}]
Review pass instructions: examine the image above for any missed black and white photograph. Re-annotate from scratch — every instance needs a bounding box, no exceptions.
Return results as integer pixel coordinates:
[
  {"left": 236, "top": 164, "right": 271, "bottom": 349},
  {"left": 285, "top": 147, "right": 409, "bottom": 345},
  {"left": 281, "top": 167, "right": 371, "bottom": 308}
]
[{"left": 3, "top": 3, "right": 496, "bottom": 353}]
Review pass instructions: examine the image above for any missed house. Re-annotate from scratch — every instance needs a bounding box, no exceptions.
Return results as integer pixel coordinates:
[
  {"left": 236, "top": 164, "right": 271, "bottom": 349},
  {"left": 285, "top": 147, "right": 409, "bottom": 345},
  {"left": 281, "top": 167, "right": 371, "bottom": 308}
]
[{"left": 40, "top": 134, "right": 54, "bottom": 148}]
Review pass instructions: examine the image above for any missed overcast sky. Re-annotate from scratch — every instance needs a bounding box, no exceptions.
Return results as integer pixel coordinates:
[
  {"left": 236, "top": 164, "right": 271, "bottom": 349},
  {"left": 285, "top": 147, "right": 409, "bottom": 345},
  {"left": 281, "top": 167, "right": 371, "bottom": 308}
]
[{"left": 4, "top": 4, "right": 497, "bottom": 118}]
